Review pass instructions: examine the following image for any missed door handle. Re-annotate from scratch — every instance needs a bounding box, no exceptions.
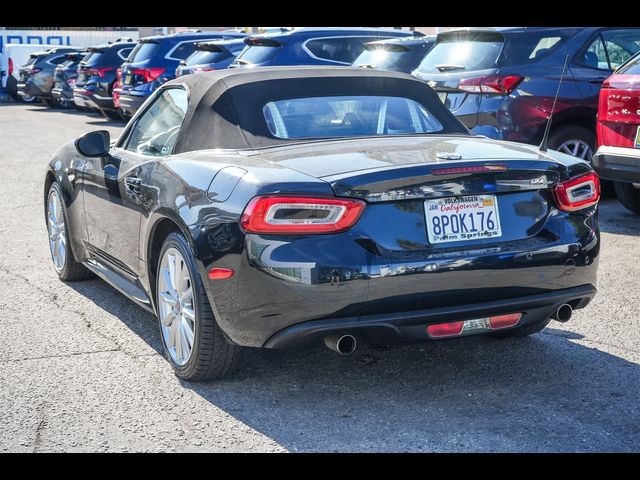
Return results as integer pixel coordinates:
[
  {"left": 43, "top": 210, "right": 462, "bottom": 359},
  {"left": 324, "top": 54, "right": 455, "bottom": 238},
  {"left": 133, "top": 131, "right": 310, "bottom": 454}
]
[{"left": 124, "top": 176, "right": 142, "bottom": 195}]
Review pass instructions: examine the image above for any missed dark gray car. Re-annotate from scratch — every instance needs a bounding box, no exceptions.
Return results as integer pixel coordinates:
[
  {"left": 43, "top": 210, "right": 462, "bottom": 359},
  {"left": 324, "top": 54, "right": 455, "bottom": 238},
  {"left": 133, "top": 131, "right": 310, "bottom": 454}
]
[{"left": 17, "top": 46, "right": 83, "bottom": 107}]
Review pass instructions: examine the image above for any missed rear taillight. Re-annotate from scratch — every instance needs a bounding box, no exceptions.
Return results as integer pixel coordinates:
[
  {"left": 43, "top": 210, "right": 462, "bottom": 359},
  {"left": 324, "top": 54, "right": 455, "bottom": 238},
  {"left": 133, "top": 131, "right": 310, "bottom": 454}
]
[
  {"left": 8, "top": 58, "right": 13, "bottom": 77},
  {"left": 598, "top": 74, "right": 640, "bottom": 124},
  {"left": 458, "top": 74, "right": 524, "bottom": 95},
  {"left": 427, "top": 313, "right": 522, "bottom": 339},
  {"left": 87, "top": 67, "right": 114, "bottom": 78},
  {"left": 193, "top": 66, "right": 215, "bottom": 73},
  {"left": 114, "top": 68, "right": 122, "bottom": 88},
  {"left": 553, "top": 172, "right": 600, "bottom": 212},
  {"left": 132, "top": 67, "right": 166, "bottom": 83},
  {"left": 30, "top": 67, "right": 42, "bottom": 74},
  {"left": 240, "top": 196, "right": 366, "bottom": 234}
]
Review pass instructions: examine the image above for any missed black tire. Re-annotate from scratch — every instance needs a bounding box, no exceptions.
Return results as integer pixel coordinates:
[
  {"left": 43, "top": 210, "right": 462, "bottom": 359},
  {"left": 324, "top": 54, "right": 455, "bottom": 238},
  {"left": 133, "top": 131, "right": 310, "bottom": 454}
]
[
  {"left": 42, "top": 98, "right": 59, "bottom": 108},
  {"left": 613, "top": 181, "right": 640, "bottom": 214},
  {"left": 546, "top": 125, "right": 614, "bottom": 196},
  {"left": 46, "top": 183, "right": 93, "bottom": 281},
  {"left": 101, "top": 109, "right": 123, "bottom": 121},
  {"left": 156, "top": 231, "right": 242, "bottom": 382},
  {"left": 491, "top": 318, "right": 551, "bottom": 339},
  {"left": 547, "top": 125, "right": 595, "bottom": 159}
]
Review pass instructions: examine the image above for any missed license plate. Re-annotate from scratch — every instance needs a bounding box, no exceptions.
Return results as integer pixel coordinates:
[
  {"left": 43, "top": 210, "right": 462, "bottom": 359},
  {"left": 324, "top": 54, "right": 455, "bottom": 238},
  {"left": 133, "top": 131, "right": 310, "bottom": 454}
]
[
  {"left": 124, "top": 73, "right": 133, "bottom": 85},
  {"left": 635, "top": 126, "right": 640, "bottom": 148},
  {"left": 78, "top": 73, "right": 86, "bottom": 82},
  {"left": 425, "top": 195, "right": 502, "bottom": 244}
]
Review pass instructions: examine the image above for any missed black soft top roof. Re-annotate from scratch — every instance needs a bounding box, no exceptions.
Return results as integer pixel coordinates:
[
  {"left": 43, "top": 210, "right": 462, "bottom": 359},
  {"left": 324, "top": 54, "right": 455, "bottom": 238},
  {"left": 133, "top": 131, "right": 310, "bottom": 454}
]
[{"left": 166, "top": 66, "right": 468, "bottom": 153}]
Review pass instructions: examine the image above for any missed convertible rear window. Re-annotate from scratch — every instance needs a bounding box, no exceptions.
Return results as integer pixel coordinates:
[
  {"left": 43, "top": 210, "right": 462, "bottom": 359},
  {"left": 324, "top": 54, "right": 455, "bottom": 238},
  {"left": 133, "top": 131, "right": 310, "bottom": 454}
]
[{"left": 262, "top": 95, "right": 444, "bottom": 139}]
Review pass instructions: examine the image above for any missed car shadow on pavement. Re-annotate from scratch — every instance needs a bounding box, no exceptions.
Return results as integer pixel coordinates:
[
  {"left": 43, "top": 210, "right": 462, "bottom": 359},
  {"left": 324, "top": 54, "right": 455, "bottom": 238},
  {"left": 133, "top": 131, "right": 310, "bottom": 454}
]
[
  {"left": 598, "top": 198, "right": 640, "bottom": 236},
  {"left": 65, "top": 277, "right": 640, "bottom": 452}
]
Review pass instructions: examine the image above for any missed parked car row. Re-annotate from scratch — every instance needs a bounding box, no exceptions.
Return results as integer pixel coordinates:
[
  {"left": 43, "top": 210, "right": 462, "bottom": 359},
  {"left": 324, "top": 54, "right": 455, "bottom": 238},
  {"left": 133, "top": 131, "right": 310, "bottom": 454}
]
[{"left": 10, "top": 26, "right": 640, "bottom": 213}]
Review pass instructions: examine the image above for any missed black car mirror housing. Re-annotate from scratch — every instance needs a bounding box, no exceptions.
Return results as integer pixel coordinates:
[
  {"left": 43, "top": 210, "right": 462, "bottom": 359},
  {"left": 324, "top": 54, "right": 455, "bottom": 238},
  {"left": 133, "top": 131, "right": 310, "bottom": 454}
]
[{"left": 75, "top": 130, "right": 110, "bottom": 157}]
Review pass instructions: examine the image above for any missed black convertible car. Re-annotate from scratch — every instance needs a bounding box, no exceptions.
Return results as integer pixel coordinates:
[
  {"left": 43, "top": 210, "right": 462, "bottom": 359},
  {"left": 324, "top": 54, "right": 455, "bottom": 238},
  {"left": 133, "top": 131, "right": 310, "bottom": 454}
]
[{"left": 45, "top": 67, "right": 600, "bottom": 381}]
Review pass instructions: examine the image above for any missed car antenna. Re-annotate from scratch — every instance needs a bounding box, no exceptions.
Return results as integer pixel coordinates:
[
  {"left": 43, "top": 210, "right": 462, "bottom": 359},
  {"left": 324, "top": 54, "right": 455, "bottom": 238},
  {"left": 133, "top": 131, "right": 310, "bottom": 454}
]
[{"left": 539, "top": 54, "right": 570, "bottom": 153}]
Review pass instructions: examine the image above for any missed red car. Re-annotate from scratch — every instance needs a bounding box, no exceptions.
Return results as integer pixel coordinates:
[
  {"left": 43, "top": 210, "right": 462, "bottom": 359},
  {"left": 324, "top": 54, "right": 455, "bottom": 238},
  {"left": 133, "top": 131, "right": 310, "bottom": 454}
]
[{"left": 593, "top": 54, "right": 640, "bottom": 214}]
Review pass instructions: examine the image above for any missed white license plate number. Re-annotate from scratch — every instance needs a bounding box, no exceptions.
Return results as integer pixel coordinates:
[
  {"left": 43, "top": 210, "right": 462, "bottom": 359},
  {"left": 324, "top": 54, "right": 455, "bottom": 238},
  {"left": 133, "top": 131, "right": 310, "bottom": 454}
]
[{"left": 425, "top": 195, "right": 502, "bottom": 244}]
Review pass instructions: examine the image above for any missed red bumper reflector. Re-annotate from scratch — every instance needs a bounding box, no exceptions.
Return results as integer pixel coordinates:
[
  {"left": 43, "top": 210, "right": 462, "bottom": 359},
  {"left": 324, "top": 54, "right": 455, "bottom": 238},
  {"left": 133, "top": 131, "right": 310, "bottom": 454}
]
[
  {"left": 208, "top": 268, "right": 234, "bottom": 280},
  {"left": 427, "top": 313, "right": 522, "bottom": 338},
  {"left": 426, "top": 321, "right": 464, "bottom": 338},
  {"left": 488, "top": 313, "right": 522, "bottom": 330}
]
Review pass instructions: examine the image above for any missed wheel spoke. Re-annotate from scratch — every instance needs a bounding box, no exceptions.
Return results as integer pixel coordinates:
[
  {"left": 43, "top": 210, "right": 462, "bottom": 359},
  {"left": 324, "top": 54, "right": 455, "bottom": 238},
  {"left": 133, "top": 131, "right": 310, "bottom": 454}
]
[
  {"left": 179, "top": 322, "right": 191, "bottom": 358},
  {"left": 57, "top": 239, "right": 65, "bottom": 265},
  {"left": 159, "top": 289, "right": 178, "bottom": 307},
  {"left": 168, "top": 254, "right": 177, "bottom": 292},
  {"left": 169, "top": 318, "right": 179, "bottom": 351},
  {"left": 181, "top": 287, "right": 193, "bottom": 305},
  {"left": 181, "top": 317, "right": 194, "bottom": 348},
  {"left": 161, "top": 309, "right": 176, "bottom": 327},
  {"left": 182, "top": 306, "right": 195, "bottom": 322}
]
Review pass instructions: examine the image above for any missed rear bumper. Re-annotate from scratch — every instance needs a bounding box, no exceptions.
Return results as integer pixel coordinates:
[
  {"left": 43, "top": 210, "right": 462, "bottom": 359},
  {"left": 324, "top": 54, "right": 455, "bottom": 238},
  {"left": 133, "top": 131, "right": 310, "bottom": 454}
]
[
  {"left": 264, "top": 284, "right": 596, "bottom": 349},
  {"left": 592, "top": 145, "right": 640, "bottom": 183},
  {"left": 118, "top": 93, "right": 147, "bottom": 115},
  {"left": 52, "top": 87, "right": 73, "bottom": 102},
  {"left": 72, "top": 89, "right": 114, "bottom": 111}
]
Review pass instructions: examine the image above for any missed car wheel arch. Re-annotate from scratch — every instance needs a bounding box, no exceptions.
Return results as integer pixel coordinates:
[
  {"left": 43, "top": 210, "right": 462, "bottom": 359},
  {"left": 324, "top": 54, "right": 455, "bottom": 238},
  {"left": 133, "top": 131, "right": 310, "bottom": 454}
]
[
  {"left": 144, "top": 211, "right": 196, "bottom": 311},
  {"left": 532, "top": 107, "right": 597, "bottom": 145}
]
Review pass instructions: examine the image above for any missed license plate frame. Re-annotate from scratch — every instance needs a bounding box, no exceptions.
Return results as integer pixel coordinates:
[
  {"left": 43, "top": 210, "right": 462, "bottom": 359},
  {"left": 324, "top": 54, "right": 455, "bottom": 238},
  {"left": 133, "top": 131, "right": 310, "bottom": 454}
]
[{"left": 424, "top": 195, "right": 502, "bottom": 244}]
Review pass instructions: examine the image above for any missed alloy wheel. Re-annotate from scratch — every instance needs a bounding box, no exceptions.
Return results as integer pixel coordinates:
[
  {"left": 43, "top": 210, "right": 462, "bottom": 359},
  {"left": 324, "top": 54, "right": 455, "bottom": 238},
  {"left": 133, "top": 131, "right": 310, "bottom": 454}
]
[
  {"left": 557, "top": 139, "right": 594, "bottom": 162},
  {"left": 158, "top": 248, "right": 196, "bottom": 366},
  {"left": 47, "top": 190, "right": 67, "bottom": 272}
]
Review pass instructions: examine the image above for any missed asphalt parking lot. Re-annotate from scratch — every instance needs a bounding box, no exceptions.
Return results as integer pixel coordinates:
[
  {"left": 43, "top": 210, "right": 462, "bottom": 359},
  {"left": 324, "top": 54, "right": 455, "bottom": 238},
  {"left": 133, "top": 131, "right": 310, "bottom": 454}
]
[{"left": 0, "top": 102, "right": 639, "bottom": 452}]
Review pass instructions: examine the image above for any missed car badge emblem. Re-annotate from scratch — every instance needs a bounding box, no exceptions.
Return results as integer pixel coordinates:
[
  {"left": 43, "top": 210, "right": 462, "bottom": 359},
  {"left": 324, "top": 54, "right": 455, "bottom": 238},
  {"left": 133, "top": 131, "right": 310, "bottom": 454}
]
[{"left": 530, "top": 176, "right": 547, "bottom": 185}]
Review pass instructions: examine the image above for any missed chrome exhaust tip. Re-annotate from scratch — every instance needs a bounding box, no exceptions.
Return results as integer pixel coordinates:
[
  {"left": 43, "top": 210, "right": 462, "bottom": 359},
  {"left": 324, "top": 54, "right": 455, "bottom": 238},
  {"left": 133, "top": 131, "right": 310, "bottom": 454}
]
[
  {"left": 553, "top": 304, "right": 573, "bottom": 323},
  {"left": 324, "top": 333, "right": 357, "bottom": 355}
]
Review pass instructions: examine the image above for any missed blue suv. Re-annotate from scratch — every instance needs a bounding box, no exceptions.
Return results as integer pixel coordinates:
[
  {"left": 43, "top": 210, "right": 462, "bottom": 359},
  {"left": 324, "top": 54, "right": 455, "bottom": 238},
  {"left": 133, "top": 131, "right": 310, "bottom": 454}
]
[
  {"left": 175, "top": 37, "right": 247, "bottom": 77},
  {"left": 230, "top": 27, "right": 420, "bottom": 68},
  {"left": 119, "top": 30, "right": 246, "bottom": 116}
]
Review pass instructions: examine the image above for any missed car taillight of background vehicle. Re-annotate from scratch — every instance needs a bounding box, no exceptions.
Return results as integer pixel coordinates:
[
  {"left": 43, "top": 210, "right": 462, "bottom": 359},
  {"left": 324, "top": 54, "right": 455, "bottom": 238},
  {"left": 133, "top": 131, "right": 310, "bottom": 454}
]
[
  {"left": 597, "top": 74, "right": 640, "bottom": 148},
  {"left": 553, "top": 172, "right": 601, "bottom": 212},
  {"left": 8, "top": 58, "right": 13, "bottom": 77},
  {"left": 192, "top": 66, "right": 215, "bottom": 73},
  {"left": 458, "top": 74, "right": 524, "bottom": 95},
  {"left": 86, "top": 67, "right": 113, "bottom": 78},
  {"left": 30, "top": 67, "right": 42, "bottom": 74},
  {"left": 240, "top": 196, "right": 366, "bottom": 234},
  {"left": 131, "top": 67, "right": 166, "bottom": 83}
]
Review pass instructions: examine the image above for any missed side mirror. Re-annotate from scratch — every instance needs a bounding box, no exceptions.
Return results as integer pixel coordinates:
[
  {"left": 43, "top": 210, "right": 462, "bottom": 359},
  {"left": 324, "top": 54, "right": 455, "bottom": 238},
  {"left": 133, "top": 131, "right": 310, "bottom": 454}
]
[{"left": 75, "top": 130, "right": 110, "bottom": 157}]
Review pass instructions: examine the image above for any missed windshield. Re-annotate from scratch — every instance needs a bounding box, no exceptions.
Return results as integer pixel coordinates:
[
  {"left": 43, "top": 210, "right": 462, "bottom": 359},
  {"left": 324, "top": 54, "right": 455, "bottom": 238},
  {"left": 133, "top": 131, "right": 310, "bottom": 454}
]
[
  {"left": 60, "top": 59, "right": 79, "bottom": 70},
  {"left": 353, "top": 45, "right": 426, "bottom": 71},
  {"left": 499, "top": 30, "right": 578, "bottom": 66},
  {"left": 234, "top": 45, "right": 280, "bottom": 65},
  {"left": 128, "top": 41, "right": 161, "bottom": 62},
  {"left": 186, "top": 49, "right": 231, "bottom": 65},
  {"left": 416, "top": 32, "right": 504, "bottom": 74},
  {"left": 82, "top": 51, "right": 108, "bottom": 66},
  {"left": 263, "top": 95, "right": 444, "bottom": 139}
]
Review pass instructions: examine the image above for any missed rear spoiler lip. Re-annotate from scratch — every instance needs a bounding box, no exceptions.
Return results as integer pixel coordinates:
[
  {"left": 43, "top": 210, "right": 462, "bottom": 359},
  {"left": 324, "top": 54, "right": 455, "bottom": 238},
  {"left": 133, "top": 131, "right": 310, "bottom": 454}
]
[
  {"left": 244, "top": 37, "right": 283, "bottom": 48},
  {"left": 194, "top": 42, "right": 229, "bottom": 53}
]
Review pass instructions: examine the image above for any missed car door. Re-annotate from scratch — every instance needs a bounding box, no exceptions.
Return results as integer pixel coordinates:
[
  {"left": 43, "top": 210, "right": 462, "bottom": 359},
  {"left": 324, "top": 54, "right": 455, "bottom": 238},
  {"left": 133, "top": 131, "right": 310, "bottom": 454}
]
[
  {"left": 82, "top": 87, "right": 189, "bottom": 277},
  {"left": 571, "top": 28, "right": 640, "bottom": 108}
]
